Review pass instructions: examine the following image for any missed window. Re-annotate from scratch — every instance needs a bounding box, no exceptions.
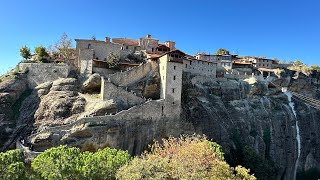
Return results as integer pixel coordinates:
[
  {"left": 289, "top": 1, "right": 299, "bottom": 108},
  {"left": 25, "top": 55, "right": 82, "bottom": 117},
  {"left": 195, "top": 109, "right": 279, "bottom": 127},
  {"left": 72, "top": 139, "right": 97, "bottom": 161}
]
[
  {"left": 173, "top": 76, "right": 176, "bottom": 80},
  {"left": 190, "top": 61, "right": 192, "bottom": 65},
  {"left": 126, "top": 46, "right": 128, "bottom": 49},
  {"left": 152, "top": 48, "right": 154, "bottom": 52},
  {"left": 172, "top": 102, "right": 175, "bottom": 104},
  {"left": 88, "top": 44, "right": 91, "bottom": 49},
  {"left": 174, "top": 66, "right": 176, "bottom": 70},
  {"left": 172, "top": 88, "right": 175, "bottom": 93},
  {"left": 185, "top": 64, "right": 187, "bottom": 68}
]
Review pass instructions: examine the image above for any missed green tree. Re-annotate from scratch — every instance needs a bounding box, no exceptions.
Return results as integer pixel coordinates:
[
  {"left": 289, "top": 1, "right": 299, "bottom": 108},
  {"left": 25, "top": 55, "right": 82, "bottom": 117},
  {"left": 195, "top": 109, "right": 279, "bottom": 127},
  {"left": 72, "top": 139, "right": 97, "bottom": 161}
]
[
  {"left": 0, "top": 149, "right": 28, "bottom": 180},
  {"left": 293, "top": 60, "right": 304, "bottom": 67},
  {"left": 215, "top": 48, "right": 230, "bottom": 55},
  {"left": 31, "top": 145, "right": 84, "bottom": 180},
  {"left": 117, "top": 135, "right": 256, "bottom": 180},
  {"left": 20, "top": 46, "right": 32, "bottom": 60},
  {"left": 310, "top": 65, "right": 320, "bottom": 72},
  {"left": 107, "top": 53, "right": 120, "bottom": 69},
  {"left": 81, "top": 147, "right": 130, "bottom": 180},
  {"left": 32, "top": 145, "right": 130, "bottom": 180},
  {"left": 34, "top": 46, "right": 49, "bottom": 62}
]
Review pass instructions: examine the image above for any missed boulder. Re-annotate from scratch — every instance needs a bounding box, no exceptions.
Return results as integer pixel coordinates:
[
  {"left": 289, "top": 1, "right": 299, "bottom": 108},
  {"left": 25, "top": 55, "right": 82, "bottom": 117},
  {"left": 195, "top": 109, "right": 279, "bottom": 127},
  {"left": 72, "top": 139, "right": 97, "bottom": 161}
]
[
  {"left": 82, "top": 73, "right": 101, "bottom": 92},
  {"left": 85, "top": 100, "right": 117, "bottom": 116}
]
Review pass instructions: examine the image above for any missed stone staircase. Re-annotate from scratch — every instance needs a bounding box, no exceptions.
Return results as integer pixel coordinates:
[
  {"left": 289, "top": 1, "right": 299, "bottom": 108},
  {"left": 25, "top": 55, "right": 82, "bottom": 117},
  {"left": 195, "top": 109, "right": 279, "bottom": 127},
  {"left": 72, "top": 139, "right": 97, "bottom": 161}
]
[{"left": 108, "top": 61, "right": 158, "bottom": 87}]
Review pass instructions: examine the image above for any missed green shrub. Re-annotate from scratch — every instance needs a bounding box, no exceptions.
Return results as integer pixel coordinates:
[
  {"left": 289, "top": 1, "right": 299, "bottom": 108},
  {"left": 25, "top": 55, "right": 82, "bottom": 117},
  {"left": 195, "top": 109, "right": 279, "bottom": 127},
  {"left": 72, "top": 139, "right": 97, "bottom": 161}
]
[
  {"left": 32, "top": 145, "right": 130, "bottom": 180},
  {"left": 0, "top": 150, "right": 28, "bottom": 180},
  {"left": 117, "top": 135, "right": 256, "bottom": 180}
]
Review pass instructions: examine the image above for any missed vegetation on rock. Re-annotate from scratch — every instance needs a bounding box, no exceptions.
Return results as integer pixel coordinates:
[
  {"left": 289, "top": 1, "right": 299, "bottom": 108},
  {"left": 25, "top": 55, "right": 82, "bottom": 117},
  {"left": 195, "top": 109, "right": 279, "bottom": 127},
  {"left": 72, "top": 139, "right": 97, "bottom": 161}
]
[
  {"left": 34, "top": 46, "right": 49, "bottom": 62},
  {"left": 106, "top": 52, "right": 120, "bottom": 69},
  {"left": 32, "top": 145, "right": 130, "bottom": 180},
  {"left": 116, "top": 135, "right": 256, "bottom": 180},
  {"left": 19, "top": 46, "right": 32, "bottom": 60},
  {"left": 0, "top": 135, "right": 256, "bottom": 180},
  {"left": 288, "top": 60, "right": 320, "bottom": 75},
  {"left": 215, "top": 48, "right": 230, "bottom": 55},
  {"left": 0, "top": 150, "right": 28, "bottom": 180}
]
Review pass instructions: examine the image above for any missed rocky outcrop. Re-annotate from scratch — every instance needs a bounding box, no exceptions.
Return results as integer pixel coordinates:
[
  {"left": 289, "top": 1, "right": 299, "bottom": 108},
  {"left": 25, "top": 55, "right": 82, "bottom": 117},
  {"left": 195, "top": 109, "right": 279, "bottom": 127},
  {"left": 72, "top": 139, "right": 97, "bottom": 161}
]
[
  {"left": 34, "top": 78, "right": 86, "bottom": 129},
  {"left": 1, "top": 64, "right": 320, "bottom": 180},
  {"left": 82, "top": 73, "right": 101, "bottom": 92},
  {"left": 84, "top": 100, "right": 117, "bottom": 116},
  {"left": 0, "top": 75, "right": 29, "bottom": 149}
]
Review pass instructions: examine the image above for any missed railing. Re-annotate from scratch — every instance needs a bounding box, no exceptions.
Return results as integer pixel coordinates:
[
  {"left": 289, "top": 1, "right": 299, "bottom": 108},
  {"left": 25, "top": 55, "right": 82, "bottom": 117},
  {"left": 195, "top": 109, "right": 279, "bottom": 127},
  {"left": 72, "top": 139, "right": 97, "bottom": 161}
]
[{"left": 270, "top": 82, "right": 320, "bottom": 111}]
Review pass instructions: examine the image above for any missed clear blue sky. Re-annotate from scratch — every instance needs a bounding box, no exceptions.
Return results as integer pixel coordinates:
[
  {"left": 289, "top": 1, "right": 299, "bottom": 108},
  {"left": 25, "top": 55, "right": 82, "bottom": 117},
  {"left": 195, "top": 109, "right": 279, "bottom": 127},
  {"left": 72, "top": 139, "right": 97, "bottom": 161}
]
[{"left": 1, "top": 0, "right": 319, "bottom": 75}]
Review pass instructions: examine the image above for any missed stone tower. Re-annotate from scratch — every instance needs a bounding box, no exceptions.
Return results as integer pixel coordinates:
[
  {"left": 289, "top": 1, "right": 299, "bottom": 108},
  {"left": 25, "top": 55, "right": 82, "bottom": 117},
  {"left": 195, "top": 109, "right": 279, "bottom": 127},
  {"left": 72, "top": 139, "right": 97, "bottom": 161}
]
[
  {"left": 158, "top": 50, "right": 185, "bottom": 119},
  {"left": 165, "top": 41, "right": 176, "bottom": 51}
]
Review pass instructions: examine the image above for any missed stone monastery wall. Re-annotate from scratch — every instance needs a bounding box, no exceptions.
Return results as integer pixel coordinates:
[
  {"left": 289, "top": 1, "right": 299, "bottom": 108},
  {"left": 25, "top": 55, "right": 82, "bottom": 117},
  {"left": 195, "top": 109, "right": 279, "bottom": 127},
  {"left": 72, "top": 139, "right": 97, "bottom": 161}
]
[
  {"left": 108, "top": 61, "right": 158, "bottom": 86},
  {"left": 77, "top": 40, "right": 137, "bottom": 60},
  {"left": 183, "top": 59, "right": 216, "bottom": 77},
  {"left": 19, "top": 63, "right": 72, "bottom": 88},
  {"left": 101, "top": 79, "right": 145, "bottom": 109}
]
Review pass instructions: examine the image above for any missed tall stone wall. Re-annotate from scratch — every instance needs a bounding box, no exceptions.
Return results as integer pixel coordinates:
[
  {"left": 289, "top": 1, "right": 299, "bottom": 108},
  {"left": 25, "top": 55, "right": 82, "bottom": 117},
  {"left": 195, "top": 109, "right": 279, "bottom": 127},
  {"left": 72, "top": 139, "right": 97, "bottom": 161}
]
[
  {"left": 79, "top": 49, "right": 94, "bottom": 75},
  {"left": 108, "top": 61, "right": 158, "bottom": 86},
  {"left": 183, "top": 59, "right": 216, "bottom": 77},
  {"left": 76, "top": 40, "right": 137, "bottom": 60},
  {"left": 159, "top": 54, "right": 183, "bottom": 118},
  {"left": 18, "top": 63, "right": 72, "bottom": 88},
  {"left": 101, "top": 78, "right": 145, "bottom": 110}
]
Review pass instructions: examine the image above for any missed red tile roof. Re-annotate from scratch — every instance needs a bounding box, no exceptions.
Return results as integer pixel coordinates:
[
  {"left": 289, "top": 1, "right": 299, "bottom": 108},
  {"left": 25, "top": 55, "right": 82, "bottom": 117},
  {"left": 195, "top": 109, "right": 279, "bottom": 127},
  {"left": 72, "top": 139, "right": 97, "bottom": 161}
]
[{"left": 112, "top": 38, "right": 139, "bottom": 46}]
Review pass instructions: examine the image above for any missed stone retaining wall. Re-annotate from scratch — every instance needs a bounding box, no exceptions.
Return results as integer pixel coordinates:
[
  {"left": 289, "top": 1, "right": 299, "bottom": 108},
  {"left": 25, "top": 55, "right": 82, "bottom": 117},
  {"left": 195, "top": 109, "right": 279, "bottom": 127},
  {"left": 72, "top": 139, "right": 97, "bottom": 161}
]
[
  {"left": 101, "top": 78, "right": 145, "bottom": 109},
  {"left": 19, "top": 63, "right": 72, "bottom": 88},
  {"left": 108, "top": 61, "right": 158, "bottom": 86}
]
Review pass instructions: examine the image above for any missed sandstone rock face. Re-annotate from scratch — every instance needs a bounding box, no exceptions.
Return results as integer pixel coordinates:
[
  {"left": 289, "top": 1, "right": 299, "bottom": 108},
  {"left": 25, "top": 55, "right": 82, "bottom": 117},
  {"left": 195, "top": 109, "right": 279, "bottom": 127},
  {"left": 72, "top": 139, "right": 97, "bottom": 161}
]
[
  {"left": 128, "top": 70, "right": 161, "bottom": 99},
  {"left": 1, "top": 67, "right": 320, "bottom": 180},
  {"left": 0, "top": 75, "right": 29, "bottom": 149},
  {"left": 82, "top": 73, "right": 101, "bottom": 92},
  {"left": 27, "top": 72, "right": 320, "bottom": 180},
  {"left": 34, "top": 78, "right": 86, "bottom": 129},
  {"left": 85, "top": 100, "right": 117, "bottom": 116}
]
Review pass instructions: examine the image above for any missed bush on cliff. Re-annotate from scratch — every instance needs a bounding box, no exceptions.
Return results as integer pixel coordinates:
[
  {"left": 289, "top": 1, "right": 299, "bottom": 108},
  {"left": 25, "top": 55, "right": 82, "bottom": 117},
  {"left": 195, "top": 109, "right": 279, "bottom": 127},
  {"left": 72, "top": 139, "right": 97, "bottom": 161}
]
[
  {"left": 116, "top": 135, "right": 256, "bottom": 180},
  {"left": 0, "top": 149, "right": 28, "bottom": 180},
  {"left": 31, "top": 145, "right": 130, "bottom": 180}
]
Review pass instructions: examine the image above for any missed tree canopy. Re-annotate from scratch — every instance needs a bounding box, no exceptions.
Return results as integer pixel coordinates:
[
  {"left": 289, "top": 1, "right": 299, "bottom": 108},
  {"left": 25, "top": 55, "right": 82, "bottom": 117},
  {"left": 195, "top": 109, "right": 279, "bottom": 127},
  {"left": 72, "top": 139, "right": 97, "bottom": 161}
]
[
  {"left": 106, "top": 53, "right": 120, "bottom": 69},
  {"left": 116, "top": 135, "right": 256, "bottom": 180},
  {"left": 34, "top": 46, "right": 49, "bottom": 61},
  {"left": 19, "top": 46, "right": 32, "bottom": 60},
  {"left": 0, "top": 149, "right": 28, "bottom": 180},
  {"left": 215, "top": 48, "right": 230, "bottom": 55},
  {"left": 31, "top": 145, "right": 130, "bottom": 180}
]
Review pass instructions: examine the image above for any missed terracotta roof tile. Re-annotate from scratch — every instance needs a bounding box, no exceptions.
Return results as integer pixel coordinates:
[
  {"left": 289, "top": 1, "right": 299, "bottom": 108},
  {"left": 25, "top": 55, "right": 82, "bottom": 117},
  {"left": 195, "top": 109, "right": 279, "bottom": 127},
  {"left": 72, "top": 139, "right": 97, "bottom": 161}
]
[{"left": 112, "top": 38, "right": 139, "bottom": 46}]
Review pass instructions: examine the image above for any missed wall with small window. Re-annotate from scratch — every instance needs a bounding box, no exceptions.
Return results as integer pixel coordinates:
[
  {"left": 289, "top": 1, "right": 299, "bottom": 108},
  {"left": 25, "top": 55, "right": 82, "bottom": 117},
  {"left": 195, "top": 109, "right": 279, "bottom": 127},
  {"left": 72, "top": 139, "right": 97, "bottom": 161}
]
[
  {"left": 76, "top": 39, "right": 140, "bottom": 66},
  {"left": 183, "top": 59, "right": 216, "bottom": 77}
]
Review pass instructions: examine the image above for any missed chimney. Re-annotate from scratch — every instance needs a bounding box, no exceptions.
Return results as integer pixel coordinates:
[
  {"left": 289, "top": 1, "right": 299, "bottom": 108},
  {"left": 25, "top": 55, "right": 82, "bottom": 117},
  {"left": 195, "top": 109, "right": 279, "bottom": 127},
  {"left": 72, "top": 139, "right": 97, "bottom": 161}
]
[
  {"left": 146, "top": 34, "right": 151, "bottom": 38},
  {"left": 105, "top": 37, "right": 110, "bottom": 43},
  {"left": 165, "top": 41, "right": 176, "bottom": 51}
]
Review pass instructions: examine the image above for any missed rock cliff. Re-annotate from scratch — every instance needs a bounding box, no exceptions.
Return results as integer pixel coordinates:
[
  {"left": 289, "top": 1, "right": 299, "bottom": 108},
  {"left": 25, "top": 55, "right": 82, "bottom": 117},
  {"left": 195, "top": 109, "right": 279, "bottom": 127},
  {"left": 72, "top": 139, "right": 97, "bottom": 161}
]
[{"left": 0, "top": 65, "right": 319, "bottom": 180}]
